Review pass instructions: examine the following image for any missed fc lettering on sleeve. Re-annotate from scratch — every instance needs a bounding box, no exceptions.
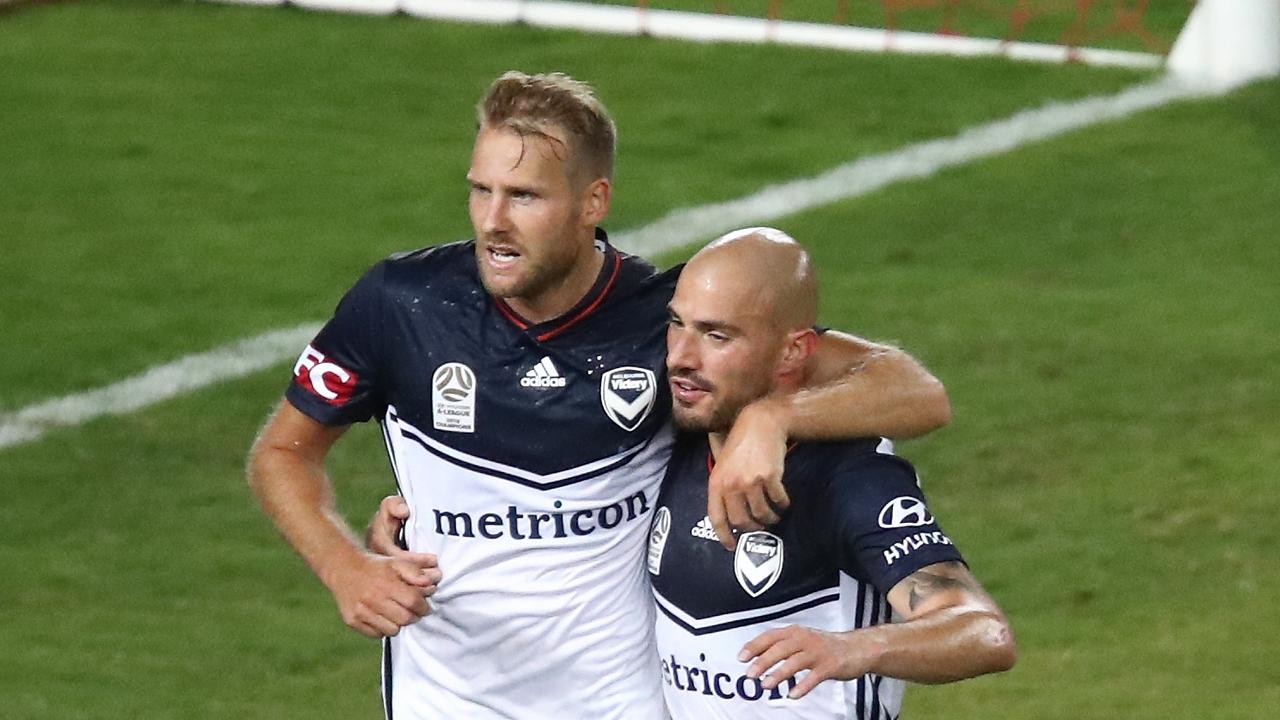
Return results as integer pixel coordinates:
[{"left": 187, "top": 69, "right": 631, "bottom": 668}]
[{"left": 293, "top": 344, "right": 359, "bottom": 405}]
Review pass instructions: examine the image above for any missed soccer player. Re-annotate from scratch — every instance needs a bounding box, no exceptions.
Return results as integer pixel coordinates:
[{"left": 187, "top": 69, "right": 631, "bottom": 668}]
[
  {"left": 249, "top": 72, "right": 952, "bottom": 719},
  {"left": 649, "top": 228, "right": 1015, "bottom": 719}
]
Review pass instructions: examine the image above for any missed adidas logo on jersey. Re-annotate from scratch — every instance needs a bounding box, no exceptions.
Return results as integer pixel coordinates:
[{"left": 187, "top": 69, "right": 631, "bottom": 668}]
[
  {"left": 690, "top": 516, "right": 719, "bottom": 542},
  {"left": 520, "top": 356, "right": 567, "bottom": 388}
]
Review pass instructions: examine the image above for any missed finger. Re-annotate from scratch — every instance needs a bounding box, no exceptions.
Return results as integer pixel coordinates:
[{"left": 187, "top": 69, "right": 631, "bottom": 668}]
[
  {"left": 374, "top": 595, "right": 419, "bottom": 627},
  {"left": 726, "top": 493, "right": 763, "bottom": 534},
  {"left": 361, "top": 608, "right": 402, "bottom": 638},
  {"left": 350, "top": 618, "right": 384, "bottom": 639},
  {"left": 392, "top": 588, "right": 430, "bottom": 620},
  {"left": 746, "top": 488, "right": 781, "bottom": 527},
  {"left": 746, "top": 637, "right": 799, "bottom": 679},
  {"left": 417, "top": 568, "right": 443, "bottom": 587},
  {"left": 379, "top": 495, "right": 411, "bottom": 520},
  {"left": 367, "top": 517, "right": 403, "bottom": 555},
  {"left": 386, "top": 578, "right": 429, "bottom": 615},
  {"left": 762, "top": 653, "right": 814, "bottom": 690},
  {"left": 393, "top": 576, "right": 434, "bottom": 614},
  {"left": 739, "top": 628, "right": 788, "bottom": 662},
  {"left": 388, "top": 496, "right": 411, "bottom": 520},
  {"left": 707, "top": 487, "right": 736, "bottom": 551},
  {"left": 789, "top": 669, "right": 826, "bottom": 699},
  {"left": 764, "top": 477, "right": 791, "bottom": 512},
  {"left": 402, "top": 551, "right": 438, "bottom": 568},
  {"left": 393, "top": 559, "right": 440, "bottom": 587}
]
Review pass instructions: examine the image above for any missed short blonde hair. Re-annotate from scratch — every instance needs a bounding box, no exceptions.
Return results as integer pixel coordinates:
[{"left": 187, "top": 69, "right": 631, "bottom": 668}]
[{"left": 478, "top": 71, "right": 617, "bottom": 183}]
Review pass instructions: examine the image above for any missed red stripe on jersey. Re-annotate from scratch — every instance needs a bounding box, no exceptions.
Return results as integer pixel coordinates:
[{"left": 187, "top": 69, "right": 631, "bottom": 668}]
[
  {"left": 493, "top": 297, "right": 529, "bottom": 330},
  {"left": 537, "top": 252, "right": 623, "bottom": 342}
]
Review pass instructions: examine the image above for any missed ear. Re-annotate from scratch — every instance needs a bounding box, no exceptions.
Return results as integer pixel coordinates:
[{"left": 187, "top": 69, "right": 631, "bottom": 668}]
[
  {"left": 778, "top": 328, "right": 820, "bottom": 377},
  {"left": 579, "top": 177, "right": 611, "bottom": 226}
]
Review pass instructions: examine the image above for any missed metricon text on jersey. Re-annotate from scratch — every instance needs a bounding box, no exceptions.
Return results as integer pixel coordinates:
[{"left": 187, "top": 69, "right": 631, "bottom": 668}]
[
  {"left": 432, "top": 490, "right": 651, "bottom": 540},
  {"left": 662, "top": 653, "right": 799, "bottom": 702}
]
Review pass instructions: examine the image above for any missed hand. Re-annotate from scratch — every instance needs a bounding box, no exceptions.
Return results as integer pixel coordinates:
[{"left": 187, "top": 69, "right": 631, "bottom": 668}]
[
  {"left": 323, "top": 550, "right": 441, "bottom": 639},
  {"left": 367, "top": 495, "right": 440, "bottom": 568},
  {"left": 708, "top": 398, "right": 791, "bottom": 550},
  {"left": 740, "top": 625, "right": 867, "bottom": 700}
]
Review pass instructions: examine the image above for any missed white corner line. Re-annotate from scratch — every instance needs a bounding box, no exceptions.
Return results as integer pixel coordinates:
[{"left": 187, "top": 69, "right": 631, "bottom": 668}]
[
  {"left": 1, "top": 75, "right": 1220, "bottom": 452},
  {"left": 0, "top": 324, "right": 322, "bottom": 450},
  {"left": 214, "top": 0, "right": 1166, "bottom": 70},
  {"left": 613, "top": 75, "right": 1214, "bottom": 256}
]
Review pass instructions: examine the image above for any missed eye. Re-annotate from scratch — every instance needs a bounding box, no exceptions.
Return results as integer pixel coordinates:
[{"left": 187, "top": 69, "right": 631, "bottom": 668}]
[{"left": 706, "top": 331, "right": 730, "bottom": 343}]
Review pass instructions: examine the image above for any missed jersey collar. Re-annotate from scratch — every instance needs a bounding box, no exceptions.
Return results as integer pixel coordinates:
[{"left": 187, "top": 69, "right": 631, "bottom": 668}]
[{"left": 493, "top": 228, "right": 623, "bottom": 342}]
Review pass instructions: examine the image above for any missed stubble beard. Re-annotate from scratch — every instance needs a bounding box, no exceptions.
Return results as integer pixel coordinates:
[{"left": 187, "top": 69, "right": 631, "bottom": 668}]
[
  {"left": 476, "top": 242, "right": 553, "bottom": 303},
  {"left": 672, "top": 398, "right": 737, "bottom": 435}
]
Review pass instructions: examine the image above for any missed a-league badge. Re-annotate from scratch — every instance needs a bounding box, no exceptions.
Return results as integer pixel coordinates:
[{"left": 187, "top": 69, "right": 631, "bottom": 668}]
[
  {"left": 734, "top": 531, "right": 784, "bottom": 597},
  {"left": 600, "top": 366, "right": 656, "bottom": 431},
  {"left": 432, "top": 362, "right": 476, "bottom": 433}
]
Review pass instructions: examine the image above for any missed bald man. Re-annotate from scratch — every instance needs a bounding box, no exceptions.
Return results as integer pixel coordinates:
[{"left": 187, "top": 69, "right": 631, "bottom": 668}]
[{"left": 648, "top": 228, "right": 1015, "bottom": 719}]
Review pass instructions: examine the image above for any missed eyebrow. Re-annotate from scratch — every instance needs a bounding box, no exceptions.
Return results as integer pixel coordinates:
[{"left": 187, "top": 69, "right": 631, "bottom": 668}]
[
  {"left": 466, "top": 176, "right": 540, "bottom": 196},
  {"left": 668, "top": 304, "right": 742, "bottom": 336}
]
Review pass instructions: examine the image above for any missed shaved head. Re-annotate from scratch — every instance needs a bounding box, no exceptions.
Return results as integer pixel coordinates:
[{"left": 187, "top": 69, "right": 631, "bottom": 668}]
[
  {"left": 666, "top": 227, "right": 821, "bottom": 434},
  {"left": 684, "top": 227, "right": 817, "bottom": 333}
]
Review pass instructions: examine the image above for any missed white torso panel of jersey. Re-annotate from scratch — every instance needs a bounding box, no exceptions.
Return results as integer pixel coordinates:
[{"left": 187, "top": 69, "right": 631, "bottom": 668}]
[
  {"left": 385, "top": 408, "right": 673, "bottom": 720},
  {"left": 654, "top": 574, "right": 901, "bottom": 720}
]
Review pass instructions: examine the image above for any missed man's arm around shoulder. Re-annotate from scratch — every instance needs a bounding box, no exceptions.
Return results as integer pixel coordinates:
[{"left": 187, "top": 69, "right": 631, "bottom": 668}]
[
  {"left": 707, "top": 330, "right": 951, "bottom": 547},
  {"left": 771, "top": 329, "right": 951, "bottom": 441}
]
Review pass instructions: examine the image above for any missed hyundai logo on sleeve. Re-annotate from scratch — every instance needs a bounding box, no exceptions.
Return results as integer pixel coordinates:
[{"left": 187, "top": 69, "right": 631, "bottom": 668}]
[{"left": 877, "top": 496, "right": 934, "bottom": 529}]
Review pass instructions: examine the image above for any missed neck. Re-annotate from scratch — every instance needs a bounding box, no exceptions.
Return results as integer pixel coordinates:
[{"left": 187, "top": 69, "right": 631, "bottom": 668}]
[
  {"left": 505, "top": 233, "right": 604, "bottom": 324},
  {"left": 706, "top": 384, "right": 795, "bottom": 462},
  {"left": 707, "top": 431, "right": 728, "bottom": 460}
]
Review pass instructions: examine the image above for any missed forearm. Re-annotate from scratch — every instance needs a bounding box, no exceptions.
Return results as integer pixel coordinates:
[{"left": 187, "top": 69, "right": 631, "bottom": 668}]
[
  {"left": 757, "top": 347, "right": 951, "bottom": 442},
  {"left": 843, "top": 605, "right": 1015, "bottom": 684},
  {"left": 248, "top": 446, "right": 364, "bottom": 589}
]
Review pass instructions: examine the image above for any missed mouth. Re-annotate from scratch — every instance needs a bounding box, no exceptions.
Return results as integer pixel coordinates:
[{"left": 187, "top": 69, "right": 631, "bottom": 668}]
[
  {"left": 669, "top": 374, "right": 711, "bottom": 406},
  {"left": 482, "top": 243, "right": 522, "bottom": 271}
]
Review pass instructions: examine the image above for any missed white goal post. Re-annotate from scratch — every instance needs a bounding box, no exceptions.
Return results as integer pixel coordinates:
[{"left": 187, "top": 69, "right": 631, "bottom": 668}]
[{"left": 1168, "top": 0, "right": 1280, "bottom": 88}]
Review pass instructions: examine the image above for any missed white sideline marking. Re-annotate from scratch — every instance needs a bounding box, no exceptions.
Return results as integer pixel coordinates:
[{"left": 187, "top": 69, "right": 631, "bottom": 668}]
[
  {"left": 614, "top": 75, "right": 1212, "bottom": 257},
  {"left": 0, "top": 77, "right": 1217, "bottom": 451},
  {"left": 404, "top": 0, "right": 1164, "bottom": 70},
  {"left": 0, "top": 324, "right": 321, "bottom": 449},
  {"left": 211, "top": 0, "right": 1165, "bottom": 70}
]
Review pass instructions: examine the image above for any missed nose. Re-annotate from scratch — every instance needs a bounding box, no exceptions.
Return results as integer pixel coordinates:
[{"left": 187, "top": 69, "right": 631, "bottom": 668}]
[
  {"left": 479, "top": 194, "right": 511, "bottom": 235},
  {"left": 666, "top": 325, "right": 697, "bottom": 372}
]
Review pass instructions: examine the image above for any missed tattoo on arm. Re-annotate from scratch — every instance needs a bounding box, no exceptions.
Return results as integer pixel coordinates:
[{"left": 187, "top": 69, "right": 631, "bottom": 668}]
[{"left": 903, "top": 564, "right": 978, "bottom": 612}]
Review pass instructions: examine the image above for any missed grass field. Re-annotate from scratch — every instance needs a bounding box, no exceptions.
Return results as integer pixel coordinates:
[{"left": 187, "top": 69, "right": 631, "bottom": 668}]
[{"left": 2, "top": 0, "right": 1278, "bottom": 718}]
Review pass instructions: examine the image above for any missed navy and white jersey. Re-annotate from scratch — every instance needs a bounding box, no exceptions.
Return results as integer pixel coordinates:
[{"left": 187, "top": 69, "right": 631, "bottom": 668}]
[
  {"left": 286, "top": 234, "right": 679, "bottom": 719},
  {"left": 648, "top": 434, "right": 964, "bottom": 720}
]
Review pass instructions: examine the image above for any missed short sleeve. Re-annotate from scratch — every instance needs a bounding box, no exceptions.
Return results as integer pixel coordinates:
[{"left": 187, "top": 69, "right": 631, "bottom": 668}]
[
  {"left": 823, "top": 454, "right": 965, "bottom": 594},
  {"left": 284, "top": 261, "right": 387, "bottom": 425}
]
